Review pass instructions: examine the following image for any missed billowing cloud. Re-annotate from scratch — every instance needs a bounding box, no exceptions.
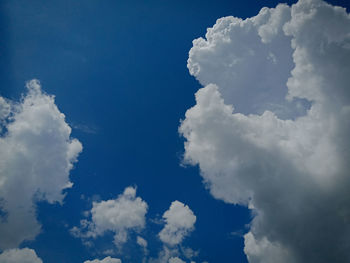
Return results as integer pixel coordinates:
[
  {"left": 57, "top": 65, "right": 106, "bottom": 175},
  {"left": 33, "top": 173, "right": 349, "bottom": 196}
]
[
  {"left": 159, "top": 201, "right": 196, "bottom": 246},
  {"left": 0, "top": 248, "right": 43, "bottom": 263},
  {"left": 180, "top": 0, "right": 350, "bottom": 262},
  {"left": 0, "top": 80, "right": 82, "bottom": 249},
  {"left": 83, "top": 256, "right": 122, "bottom": 263},
  {"left": 72, "top": 186, "right": 148, "bottom": 247}
]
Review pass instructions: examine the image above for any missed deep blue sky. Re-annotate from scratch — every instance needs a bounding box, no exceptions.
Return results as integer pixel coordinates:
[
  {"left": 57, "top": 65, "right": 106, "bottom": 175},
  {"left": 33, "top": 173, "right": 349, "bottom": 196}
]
[{"left": 0, "top": 0, "right": 348, "bottom": 262}]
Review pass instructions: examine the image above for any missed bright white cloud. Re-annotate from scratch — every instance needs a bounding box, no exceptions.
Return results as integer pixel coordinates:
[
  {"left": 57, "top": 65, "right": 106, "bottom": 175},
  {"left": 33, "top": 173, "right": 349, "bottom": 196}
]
[
  {"left": 83, "top": 256, "right": 121, "bottom": 263},
  {"left": 72, "top": 186, "right": 148, "bottom": 247},
  {"left": 0, "top": 248, "right": 43, "bottom": 263},
  {"left": 0, "top": 80, "right": 82, "bottom": 249},
  {"left": 181, "top": 0, "right": 350, "bottom": 262},
  {"left": 159, "top": 201, "right": 196, "bottom": 246}
]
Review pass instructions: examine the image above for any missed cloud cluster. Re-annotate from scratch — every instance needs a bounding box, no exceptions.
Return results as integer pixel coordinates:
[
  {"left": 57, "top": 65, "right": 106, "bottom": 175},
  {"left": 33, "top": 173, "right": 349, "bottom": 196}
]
[
  {"left": 180, "top": 0, "right": 350, "bottom": 262},
  {"left": 0, "top": 248, "right": 43, "bottom": 263},
  {"left": 72, "top": 186, "right": 148, "bottom": 247},
  {"left": 159, "top": 201, "right": 196, "bottom": 247},
  {"left": 0, "top": 80, "right": 82, "bottom": 249},
  {"left": 84, "top": 256, "right": 122, "bottom": 263},
  {"left": 74, "top": 190, "right": 200, "bottom": 262}
]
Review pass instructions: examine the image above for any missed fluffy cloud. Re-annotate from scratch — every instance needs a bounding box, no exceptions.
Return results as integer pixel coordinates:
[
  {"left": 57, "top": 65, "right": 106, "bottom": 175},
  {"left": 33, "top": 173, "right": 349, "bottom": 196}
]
[
  {"left": 159, "top": 201, "right": 196, "bottom": 246},
  {"left": 72, "top": 186, "right": 148, "bottom": 247},
  {"left": 83, "top": 256, "right": 121, "bottom": 263},
  {"left": 180, "top": 0, "right": 350, "bottom": 262},
  {"left": 0, "top": 248, "right": 43, "bottom": 263},
  {"left": 0, "top": 80, "right": 82, "bottom": 249}
]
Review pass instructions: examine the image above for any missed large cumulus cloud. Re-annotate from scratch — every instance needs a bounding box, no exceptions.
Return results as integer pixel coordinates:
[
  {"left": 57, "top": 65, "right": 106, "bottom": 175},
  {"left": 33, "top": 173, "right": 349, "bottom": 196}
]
[
  {"left": 0, "top": 248, "right": 43, "bottom": 263},
  {"left": 0, "top": 80, "right": 82, "bottom": 249},
  {"left": 180, "top": 0, "right": 350, "bottom": 262}
]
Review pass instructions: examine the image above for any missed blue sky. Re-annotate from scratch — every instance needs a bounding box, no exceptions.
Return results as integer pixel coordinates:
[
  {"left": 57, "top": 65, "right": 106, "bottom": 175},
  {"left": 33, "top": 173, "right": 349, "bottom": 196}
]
[{"left": 1, "top": 0, "right": 350, "bottom": 263}]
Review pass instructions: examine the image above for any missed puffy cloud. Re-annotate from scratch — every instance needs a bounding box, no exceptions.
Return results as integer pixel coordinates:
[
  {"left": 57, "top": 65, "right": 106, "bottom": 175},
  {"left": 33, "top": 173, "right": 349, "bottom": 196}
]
[
  {"left": 83, "top": 256, "right": 121, "bottom": 263},
  {"left": 168, "top": 257, "right": 186, "bottom": 263},
  {"left": 159, "top": 201, "right": 196, "bottom": 246},
  {"left": 0, "top": 80, "right": 82, "bottom": 249},
  {"left": 72, "top": 186, "right": 148, "bottom": 247},
  {"left": 187, "top": 4, "right": 296, "bottom": 118},
  {"left": 150, "top": 202, "right": 197, "bottom": 263},
  {"left": 0, "top": 248, "right": 43, "bottom": 263},
  {"left": 180, "top": 0, "right": 350, "bottom": 262}
]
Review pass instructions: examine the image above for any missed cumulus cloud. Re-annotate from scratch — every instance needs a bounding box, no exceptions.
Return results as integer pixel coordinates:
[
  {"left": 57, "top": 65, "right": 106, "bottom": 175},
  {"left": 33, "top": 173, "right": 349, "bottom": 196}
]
[
  {"left": 0, "top": 80, "right": 82, "bottom": 249},
  {"left": 180, "top": 0, "right": 350, "bottom": 262},
  {"left": 83, "top": 256, "right": 122, "bottom": 263},
  {"left": 149, "top": 202, "right": 197, "bottom": 263},
  {"left": 72, "top": 186, "right": 148, "bottom": 247},
  {"left": 0, "top": 248, "right": 43, "bottom": 263},
  {"left": 159, "top": 201, "right": 196, "bottom": 246}
]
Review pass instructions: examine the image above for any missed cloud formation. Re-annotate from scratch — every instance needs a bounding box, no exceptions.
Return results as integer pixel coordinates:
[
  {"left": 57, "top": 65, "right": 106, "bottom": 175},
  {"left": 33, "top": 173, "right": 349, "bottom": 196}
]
[
  {"left": 72, "top": 186, "right": 148, "bottom": 247},
  {"left": 0, "top": 80, "right": 82, "bottom": 249},
  {"left": 0, "top": 248, "right": 43, "bottom": 263},
  {"left": 180, "top": 0, "right": 350, "bottom": 262},
  {"left": 137, "top": 236, "right": 148, "bottom": 249},
  {"left": 159, "top": 201, "right": 196, "bottom": 246},
  {"left": 83, "top": 256, "right": 122, "bottom": 263},
  {"left": 168, "top": 257, "right": 186, "bottom": 263}
]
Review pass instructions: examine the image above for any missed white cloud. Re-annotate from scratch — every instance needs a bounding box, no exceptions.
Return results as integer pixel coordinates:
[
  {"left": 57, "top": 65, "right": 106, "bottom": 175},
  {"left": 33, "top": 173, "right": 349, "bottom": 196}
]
[
  {"left": 149, "top": 246, "right": 179, "bottom": 263},
  {"left": 0, "top": 97, "right": 10, "bottom": 123},
  {"left": 0, "top": 80, "right": 82, "bottom": 249},
  {"left": 0, "top": 248, "right": 43, "bottom": 263},
  {"left": 159, "top": 201, "right": 196, "bottom": 246},
  {"left": 137, "top": 236, "right": 148, "bottom": 248},
  {"left": 181, "top": 0, "right": 350, "bottom": 262},
  {"left": 137, "top": 235, "right": 148, "bottom": 262},
  {"left": 150, "top": 202, "right": 197, "bottom": 263},
  {"left": 181, "top": 247, "right": 198, "bottom": 260},
  {"left": 72, "top": 186, "right": 148, "bottom": 247},
  {"left": 168, "top": 257, "right": 186, "bottom": 263},
  {"left": 187, "top": 4, "right": 296, "bottom": 118},
  {"left": 83, "top": 256, "right": 121, "bottom": 263}
]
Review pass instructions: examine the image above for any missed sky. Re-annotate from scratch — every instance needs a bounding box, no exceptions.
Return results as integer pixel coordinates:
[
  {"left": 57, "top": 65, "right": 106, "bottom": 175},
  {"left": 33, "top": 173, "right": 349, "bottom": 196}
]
[{"left": 0, "top": 0, "right": 349, "bottom": 263}]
